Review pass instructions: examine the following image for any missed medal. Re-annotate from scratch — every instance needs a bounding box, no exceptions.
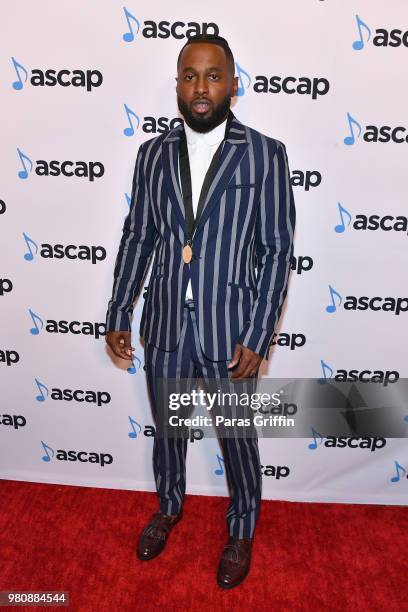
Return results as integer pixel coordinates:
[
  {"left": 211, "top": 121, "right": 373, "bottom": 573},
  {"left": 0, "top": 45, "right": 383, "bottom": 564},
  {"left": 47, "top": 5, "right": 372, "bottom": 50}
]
[{"left": 182, "top": 244, "right": 193, "bottom": 264}]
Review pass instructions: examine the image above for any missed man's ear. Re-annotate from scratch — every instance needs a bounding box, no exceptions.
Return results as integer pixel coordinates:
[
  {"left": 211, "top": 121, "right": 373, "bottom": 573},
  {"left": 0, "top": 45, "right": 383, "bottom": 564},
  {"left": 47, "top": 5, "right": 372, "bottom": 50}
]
[{"left": 232, "top": 75, "right": 238, "bottom": 97}]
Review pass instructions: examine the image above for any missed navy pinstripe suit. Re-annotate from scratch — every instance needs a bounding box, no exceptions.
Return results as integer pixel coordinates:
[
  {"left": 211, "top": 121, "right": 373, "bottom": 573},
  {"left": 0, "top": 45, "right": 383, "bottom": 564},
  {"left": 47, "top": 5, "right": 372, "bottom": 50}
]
[{"left": 106, "top": 111, "right": 296, "bottom": 538}]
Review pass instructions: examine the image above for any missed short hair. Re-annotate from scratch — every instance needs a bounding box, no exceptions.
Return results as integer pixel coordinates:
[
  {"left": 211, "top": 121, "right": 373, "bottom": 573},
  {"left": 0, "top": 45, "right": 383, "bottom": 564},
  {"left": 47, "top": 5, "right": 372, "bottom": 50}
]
[{"left": 177, "top": 34, "right": 235, "bottom": 75}]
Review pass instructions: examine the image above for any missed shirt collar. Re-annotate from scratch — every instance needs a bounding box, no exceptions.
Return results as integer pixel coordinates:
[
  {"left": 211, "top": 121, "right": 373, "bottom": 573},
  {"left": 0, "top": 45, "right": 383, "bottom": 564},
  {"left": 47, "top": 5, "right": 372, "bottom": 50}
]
[{"left": 184, "top": 116, "right": 228, "bottom": 146}]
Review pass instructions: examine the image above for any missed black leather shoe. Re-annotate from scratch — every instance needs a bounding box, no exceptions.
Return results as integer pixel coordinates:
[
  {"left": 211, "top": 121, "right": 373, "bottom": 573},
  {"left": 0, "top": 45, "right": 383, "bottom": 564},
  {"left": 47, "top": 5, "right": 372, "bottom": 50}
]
[
  {"left": 217, "top": 537, "right": 252, "bottom": 589},
  {"left": 136, "top": 510, "right": 182, "bottom": 561}
]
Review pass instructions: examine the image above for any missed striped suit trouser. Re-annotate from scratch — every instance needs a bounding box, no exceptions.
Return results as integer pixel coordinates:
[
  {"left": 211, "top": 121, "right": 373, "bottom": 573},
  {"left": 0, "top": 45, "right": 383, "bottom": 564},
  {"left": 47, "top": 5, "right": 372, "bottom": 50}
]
[{"left": 143, "top": 299, "right": 263, "bottom": 539}]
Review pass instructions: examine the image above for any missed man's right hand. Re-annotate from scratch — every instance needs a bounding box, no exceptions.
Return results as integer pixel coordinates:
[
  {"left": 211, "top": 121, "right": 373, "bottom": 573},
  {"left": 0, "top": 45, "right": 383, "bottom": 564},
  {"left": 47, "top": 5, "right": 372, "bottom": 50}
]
[{"left": 106, "top": 331, "right": 134, "bottom": 361}]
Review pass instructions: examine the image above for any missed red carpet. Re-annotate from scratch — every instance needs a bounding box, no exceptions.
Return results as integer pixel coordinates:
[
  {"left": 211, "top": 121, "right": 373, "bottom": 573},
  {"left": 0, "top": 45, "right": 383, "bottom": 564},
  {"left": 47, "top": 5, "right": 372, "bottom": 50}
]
[{"left": 1, "top": 480, "right": 407, "bottom": 611}]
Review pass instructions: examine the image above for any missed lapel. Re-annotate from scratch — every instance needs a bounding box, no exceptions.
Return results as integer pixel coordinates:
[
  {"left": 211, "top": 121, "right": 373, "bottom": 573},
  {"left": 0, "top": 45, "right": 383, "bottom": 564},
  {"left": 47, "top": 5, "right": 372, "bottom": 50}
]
[
  {"left": 161, "top": 111, "right": 249, "bottom": 239},
  {"left": 161, "top": 122, "right": 186, "bottom": 232},
  {"left": 194, "top": 112, "right": 248, "bottom": 236}
]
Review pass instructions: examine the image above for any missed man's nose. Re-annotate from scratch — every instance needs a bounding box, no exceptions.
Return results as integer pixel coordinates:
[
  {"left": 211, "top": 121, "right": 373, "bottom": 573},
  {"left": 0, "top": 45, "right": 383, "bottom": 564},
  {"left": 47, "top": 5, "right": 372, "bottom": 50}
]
[{"left": 194, "top": 76, "right": 208, "bottom": 95}]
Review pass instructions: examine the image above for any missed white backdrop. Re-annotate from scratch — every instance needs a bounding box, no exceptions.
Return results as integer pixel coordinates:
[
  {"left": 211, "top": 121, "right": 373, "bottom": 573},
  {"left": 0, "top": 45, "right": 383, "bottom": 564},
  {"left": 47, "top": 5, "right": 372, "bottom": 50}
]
[{"left": 1, "top": 1, "right": 408, "bottom": 503}]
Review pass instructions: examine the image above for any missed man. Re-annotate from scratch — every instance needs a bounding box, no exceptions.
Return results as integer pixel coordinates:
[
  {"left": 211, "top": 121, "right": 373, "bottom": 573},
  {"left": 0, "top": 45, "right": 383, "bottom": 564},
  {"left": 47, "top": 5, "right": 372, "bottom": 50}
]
[{"left": 106, "top": 33, "right": 295, "bottom": 589}]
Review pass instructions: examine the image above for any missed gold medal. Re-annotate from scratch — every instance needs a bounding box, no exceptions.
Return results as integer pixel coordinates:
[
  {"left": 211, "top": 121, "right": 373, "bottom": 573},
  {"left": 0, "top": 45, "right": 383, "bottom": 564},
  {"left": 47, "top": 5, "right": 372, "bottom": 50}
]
[{"left": 182, "top": 244, "right": 193, "bottom": 264}]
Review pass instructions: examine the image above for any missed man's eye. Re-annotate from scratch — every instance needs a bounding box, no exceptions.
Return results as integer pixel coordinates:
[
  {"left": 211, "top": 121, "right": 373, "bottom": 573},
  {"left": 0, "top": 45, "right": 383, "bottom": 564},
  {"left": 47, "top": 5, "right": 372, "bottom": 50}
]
[
  {"left": 185, "top": 74, "right": 194, "bottom": 81},
  {"left": 209, "top": 74, "right": 219, "bottom": 80}
]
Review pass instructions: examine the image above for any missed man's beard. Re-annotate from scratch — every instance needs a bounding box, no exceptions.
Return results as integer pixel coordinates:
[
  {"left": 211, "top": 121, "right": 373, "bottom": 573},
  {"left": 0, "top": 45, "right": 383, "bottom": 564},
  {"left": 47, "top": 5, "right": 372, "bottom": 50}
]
[{"left": 177, "top": 94, "right": 231, "bottom": 133}]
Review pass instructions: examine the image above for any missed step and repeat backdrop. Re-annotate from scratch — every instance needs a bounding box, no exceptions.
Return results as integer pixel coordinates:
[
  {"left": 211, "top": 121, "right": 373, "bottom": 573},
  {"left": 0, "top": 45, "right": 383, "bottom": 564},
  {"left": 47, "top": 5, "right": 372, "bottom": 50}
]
[{"left": 1, "top": 1, "right": 408, "bottom": 504}]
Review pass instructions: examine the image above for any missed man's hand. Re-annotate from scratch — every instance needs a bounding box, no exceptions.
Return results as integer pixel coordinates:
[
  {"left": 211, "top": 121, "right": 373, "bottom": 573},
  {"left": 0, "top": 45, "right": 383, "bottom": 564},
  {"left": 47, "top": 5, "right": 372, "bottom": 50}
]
[
  {"left": 106, "top": 331, "right": 134, "bottom": 361},
  {"left": 227, "top": 343, "right": 262, "bottom": 380}
]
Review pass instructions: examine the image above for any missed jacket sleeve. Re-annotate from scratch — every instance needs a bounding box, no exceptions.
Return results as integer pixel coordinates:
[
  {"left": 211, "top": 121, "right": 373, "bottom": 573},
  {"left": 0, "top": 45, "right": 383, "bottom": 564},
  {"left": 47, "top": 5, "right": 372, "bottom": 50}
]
[
  {"left": 237, "top": 140, "right": 296, "bottom": 359},
  {"left": 106, "top": 142, "right": 158, "bottom": 332}
]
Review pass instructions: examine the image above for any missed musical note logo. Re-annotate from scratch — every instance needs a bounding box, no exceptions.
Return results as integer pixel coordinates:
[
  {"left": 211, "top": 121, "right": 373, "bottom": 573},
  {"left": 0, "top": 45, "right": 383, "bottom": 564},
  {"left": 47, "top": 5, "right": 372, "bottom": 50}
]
[
  {"left": 22, "top": 232, "right": 38, "bottom": 261},
  {"left": 123, "top": 103, "right": 140, "bottom": 137},
  {"left": 344, "top": 112, "right": 362, "bottom": 146},
  {"left": 235, "top": 62, "right": 251, "bottom": 97},
  {"left": 125, "top": 193, "right": 131, "bottom": 208},
  {"left": 326, "top": 285, "right": 343, "bottom": 314},
  {"left": 352, "top": 15, "right": 371, "bottom": 51},
  {"left": 35, "top": 378, "right": 49, "bottom": 402},
  {"left": 41, "top": 440, "right": 55, "bottom": 462},
  {"left": 335, "top": 202, "right": 352, "bottom": 233},
  {"left": 122, "top": 6, "right": 141, "bottom": 42},
  {"left": 308, "top": 427, "right": 324, "bottom": 450},
  {"left": 28, "top": 308, "right": 44, "bottom": 335},
  {"left": 127, "top": 355, "right": 141, "bottom": 374},
  {"left": 319, "top": 359, "right": 334, "bottom": 384},
  {"left": 128, "top": 416, "right": 142, "bottom": 438},
  {"left": 11, "top": 57, "right": 28, "bottom": 90},
  {"left": 214, "top": 453, "right": 225, "bottom": 476},
  {"left": 17, "top": 148, "right": 33, "bottom": 179},
  {"left": 390, "top": 460, "right": 407, "bottom": 483}
]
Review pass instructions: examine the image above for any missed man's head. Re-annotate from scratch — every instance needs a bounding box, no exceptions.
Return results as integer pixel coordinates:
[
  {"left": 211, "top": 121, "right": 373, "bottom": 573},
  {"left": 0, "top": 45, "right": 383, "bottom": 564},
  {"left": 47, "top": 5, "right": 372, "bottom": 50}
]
[{"left": 176, "top": 34, "right": 238, "bottom": 133}]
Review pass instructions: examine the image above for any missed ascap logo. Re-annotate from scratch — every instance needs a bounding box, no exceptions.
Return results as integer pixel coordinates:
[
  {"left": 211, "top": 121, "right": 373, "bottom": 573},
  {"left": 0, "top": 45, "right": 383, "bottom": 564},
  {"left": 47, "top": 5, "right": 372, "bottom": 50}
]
[
  {"left": 41, "top": 441, "right": 113, "bottom": 467},
  {"left": 309, "top": 429, "right": 386, "bottom": 452},
  {"left": 290, "top": 255, "right": 313, "bottom": 275},
  {"left": 0, "top": 279, "right": 13, "bottom": 296},
  {"left": 291, "top": 170, "right": 322, "bottom": 191},
  {"left": 28, "top": 309, "right": 106, "bottom": 339},
  {"left": 320, "top": 360, "right": 399, "bottom": 387},
  {"left": 122, "top": 104, "right": 183, "bottom": 136},
  {"left": 253, "top": 74, "right": 329, "bottom": 99},
  {"left": 0, "top": 414, "right": 26, "bottom": 429},
  {"left": 334, "top": 202, "right": 408, "bottom": 236},
  {"left": 223, "top": 64, "right": 329, "bottom": 100},
  {"left": 22, "top": 233, "right": 106, "bottom": 264},
  {"left": 121, "top": 7, "right": 219, "bottom": 42},
  {"left": 270, "top": 332, "right": 306, "bottom": 351},
  {"left": 35, "top": 379, "right": 111, "bottom": 407},
  {"left": 326, "top": 285, "right": 408, "bottom": 316},
  {"left": 17, "top": 149, "right": 104, "bottom": 181},
  {"left": 0, "top": 349, "right": 20, "bottom": 366},
  {"left": 344, "top": 113, "right": 408, "bottom": 146},
  {"left": 352, "top": 14, "right": 408, "bottom": 51},
  {"left": 11, "top": 58, "right": 102, "bottom": 91}
]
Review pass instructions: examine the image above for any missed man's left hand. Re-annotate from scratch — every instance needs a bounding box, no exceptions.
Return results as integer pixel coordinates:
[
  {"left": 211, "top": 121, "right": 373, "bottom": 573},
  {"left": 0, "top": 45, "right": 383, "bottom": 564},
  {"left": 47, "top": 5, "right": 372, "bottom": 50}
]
[{"left": 227, "top": 343, "right": 262, "bottom": 380}]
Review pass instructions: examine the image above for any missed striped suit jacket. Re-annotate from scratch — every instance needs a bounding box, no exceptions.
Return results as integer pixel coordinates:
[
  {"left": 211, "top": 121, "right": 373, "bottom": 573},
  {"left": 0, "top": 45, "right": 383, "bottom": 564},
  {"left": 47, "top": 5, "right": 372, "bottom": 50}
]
[{"left": 106, "top": 111, "right": 296, "bottom": 361}]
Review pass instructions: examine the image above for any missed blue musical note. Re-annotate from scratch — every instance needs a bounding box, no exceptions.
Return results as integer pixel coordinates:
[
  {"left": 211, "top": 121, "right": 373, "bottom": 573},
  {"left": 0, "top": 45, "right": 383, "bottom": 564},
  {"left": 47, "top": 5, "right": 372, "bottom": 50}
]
[
  {"left": 404, "top": 415, "right": 408, "bottom": 422},
  {"left": 128, "top": 416, "right": 142, "bottom": 438},
  {"left": 125, "top": 193, "right": 131, "bottom": 208},
  {"left": 127, "top": 355, "right": 141, "bottom": 375},
  {"left": 35, "top": 378, "right": 49, "bottom": 402},
  {"left": 390, "top": 460, "right": 407, "bottom": 483},
  {"left": 214, "top": 453, "right": 225, "bottom": 476},
  {"left": 308, "top": 427, "right": 324, "bottom": 450},
  {"left": 11, "top": 57, "right": 28, "bottom": 90},
  {"left": 22, "top": 232, "right": 38, "bottom": 261},
  {"left": 352, "top": 15, "right": 371, "bottom": 51},
  {"left": 235, "top": 62, "right": 251, "bottom": 97},
  {"left": 319, "top": 359, "right": 333, "bottom": 384},
  {"left": 123, "top": 103, "right": 140, "bottom": 137},
  {"left": 344, "top": 112, "right": 362, "bottom": 146},
  {"left": 41, "top": 440, "right": 54, "bottom": 462},
  {"left": 326, "top": 285, "right": 342, "bottom": 314},
  {"left": 335, "top": 202, "right": 352, "bottom": 233},
  {"left": 29, "top": 308, "right": 43, "bottom": 335},
  {"left": 17, "top": 148, "right": 33, "bottom": 179},
  {"left": 122, "top": 7, "right": 140, "bottom": 42}
]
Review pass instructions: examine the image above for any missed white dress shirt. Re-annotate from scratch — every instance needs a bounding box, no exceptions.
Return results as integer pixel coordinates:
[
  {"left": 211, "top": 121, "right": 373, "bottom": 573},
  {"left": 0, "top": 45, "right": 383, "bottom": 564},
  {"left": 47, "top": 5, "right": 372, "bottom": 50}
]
[{"left": 179, "top": 117, "right": 227, "bottom": 300}]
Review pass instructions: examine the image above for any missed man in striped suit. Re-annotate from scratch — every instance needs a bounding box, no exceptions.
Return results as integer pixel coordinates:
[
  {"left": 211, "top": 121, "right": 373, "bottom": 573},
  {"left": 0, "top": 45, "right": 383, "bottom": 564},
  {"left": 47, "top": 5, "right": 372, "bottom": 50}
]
[{"left": 106, "top": 34, "right": 295, "bottom": 589}]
